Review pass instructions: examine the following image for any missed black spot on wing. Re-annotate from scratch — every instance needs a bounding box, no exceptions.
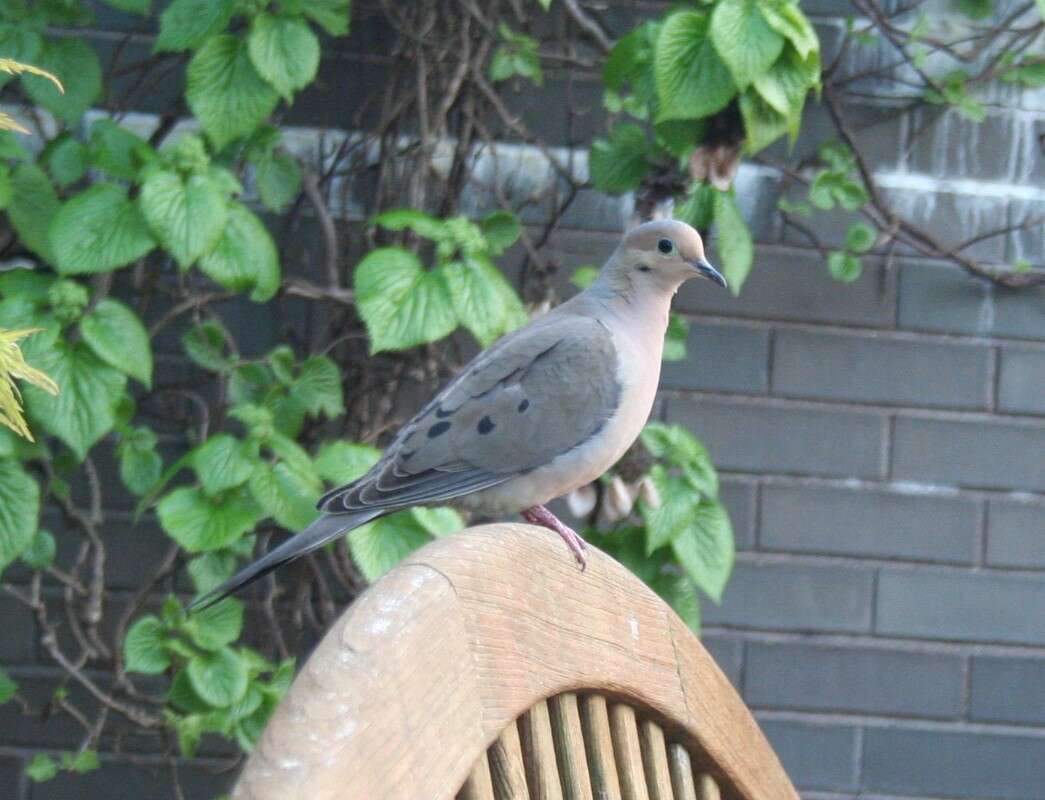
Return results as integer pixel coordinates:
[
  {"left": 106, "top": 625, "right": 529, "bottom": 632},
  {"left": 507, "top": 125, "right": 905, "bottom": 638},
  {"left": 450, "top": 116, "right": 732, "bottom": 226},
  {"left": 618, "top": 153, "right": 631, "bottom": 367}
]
[
  {"left": 518, "top": 399, "right": 529, "bottom": 412},
  {"left": 477, "top": 416, "right": 495, "bottom": 435},
  {"left": 435, "top": 406, "right": 453, "bottom": 419},
  {"left": 427, "top": 421, "right": 451, "bottom": 438}
]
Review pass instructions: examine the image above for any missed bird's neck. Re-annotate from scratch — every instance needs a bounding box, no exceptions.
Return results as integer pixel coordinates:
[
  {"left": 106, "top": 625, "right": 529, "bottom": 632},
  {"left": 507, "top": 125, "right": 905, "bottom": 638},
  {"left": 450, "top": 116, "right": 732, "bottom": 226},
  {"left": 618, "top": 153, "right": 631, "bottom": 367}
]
[{"left": 581, "top": 274, "right": 673, "bottom": 346}]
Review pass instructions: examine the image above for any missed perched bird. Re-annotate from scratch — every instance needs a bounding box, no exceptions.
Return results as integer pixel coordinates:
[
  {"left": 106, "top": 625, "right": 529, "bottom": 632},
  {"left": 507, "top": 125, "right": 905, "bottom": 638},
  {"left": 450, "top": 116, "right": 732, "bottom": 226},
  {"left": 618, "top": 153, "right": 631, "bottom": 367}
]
[{"left": 193, "top": 219, "right": 726, "bottom": 609}]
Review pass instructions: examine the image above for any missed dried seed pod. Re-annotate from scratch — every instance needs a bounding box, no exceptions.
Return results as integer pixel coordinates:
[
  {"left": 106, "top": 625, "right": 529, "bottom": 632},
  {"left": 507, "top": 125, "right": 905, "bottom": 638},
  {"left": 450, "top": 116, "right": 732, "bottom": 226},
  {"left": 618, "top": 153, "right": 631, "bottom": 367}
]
[
  {"left": 565, "top": 483, "right": 597, "bottom": 518},
  {"left": 637, "top": 475, "right": 661, "bottom": 510},
  {"left": 600, "top": 475, "right": 636, "bottom": 523}
]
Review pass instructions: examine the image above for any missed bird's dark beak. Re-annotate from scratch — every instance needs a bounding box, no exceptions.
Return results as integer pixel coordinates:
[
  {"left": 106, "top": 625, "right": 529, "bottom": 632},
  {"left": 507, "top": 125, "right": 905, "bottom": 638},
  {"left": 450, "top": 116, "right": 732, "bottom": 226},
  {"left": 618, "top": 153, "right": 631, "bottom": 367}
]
[{"left": 690, "top": 258, "right": 727, "bottom": 289}]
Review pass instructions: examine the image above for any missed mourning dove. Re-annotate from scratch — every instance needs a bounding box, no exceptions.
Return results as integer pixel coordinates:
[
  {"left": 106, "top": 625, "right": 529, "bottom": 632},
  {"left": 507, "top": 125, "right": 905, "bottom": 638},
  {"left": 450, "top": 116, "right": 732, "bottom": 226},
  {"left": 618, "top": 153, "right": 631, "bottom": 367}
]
[{"left": 193, "top": 219, "right": 726, "bottom": 608}]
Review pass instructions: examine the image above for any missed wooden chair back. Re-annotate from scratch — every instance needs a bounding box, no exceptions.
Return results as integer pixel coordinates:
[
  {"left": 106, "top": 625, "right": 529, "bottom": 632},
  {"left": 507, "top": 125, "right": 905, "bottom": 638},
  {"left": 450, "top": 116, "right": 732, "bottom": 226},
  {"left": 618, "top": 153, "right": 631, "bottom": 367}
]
[{"left": 232, "top": 523, "right": 798, "bottom": 800}]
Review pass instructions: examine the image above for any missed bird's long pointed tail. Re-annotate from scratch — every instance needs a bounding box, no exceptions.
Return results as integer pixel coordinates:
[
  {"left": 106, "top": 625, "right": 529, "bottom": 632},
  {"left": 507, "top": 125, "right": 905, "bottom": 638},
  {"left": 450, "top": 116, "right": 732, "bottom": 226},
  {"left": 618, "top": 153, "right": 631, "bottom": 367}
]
[{"left": 189, "top": 511, "right": 380, "bottom": 611}]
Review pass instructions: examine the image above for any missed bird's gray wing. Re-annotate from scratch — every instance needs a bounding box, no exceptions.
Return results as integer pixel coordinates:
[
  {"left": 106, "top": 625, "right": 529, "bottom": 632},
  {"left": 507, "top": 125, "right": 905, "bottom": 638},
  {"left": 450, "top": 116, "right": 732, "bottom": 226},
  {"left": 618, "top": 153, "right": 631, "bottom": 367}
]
[{"left": 318, "top": 312, "right": 621, "bottom": 513}]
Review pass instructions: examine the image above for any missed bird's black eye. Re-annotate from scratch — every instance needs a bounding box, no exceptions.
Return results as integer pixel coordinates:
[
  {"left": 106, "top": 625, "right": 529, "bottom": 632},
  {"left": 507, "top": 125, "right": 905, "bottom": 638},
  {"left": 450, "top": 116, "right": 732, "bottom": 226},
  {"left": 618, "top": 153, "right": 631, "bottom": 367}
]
[{"left": 657, "top": 238, "right": 674, "bottom": 254}]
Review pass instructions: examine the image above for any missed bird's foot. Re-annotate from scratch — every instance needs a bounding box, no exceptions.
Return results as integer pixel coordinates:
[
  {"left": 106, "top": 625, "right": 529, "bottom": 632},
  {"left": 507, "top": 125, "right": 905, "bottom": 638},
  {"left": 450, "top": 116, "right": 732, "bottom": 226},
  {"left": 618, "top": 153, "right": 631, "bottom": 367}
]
[{"left": 521, "top": 505, "right": 587, "bottom": 570}]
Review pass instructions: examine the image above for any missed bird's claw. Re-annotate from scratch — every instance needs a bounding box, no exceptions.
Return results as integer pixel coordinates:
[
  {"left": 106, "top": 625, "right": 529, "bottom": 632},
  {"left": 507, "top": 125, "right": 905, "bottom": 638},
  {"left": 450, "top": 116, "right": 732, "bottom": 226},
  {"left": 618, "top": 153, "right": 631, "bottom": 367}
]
[{"left": 521, "top": 505, "right": 588, "bottom": 571}]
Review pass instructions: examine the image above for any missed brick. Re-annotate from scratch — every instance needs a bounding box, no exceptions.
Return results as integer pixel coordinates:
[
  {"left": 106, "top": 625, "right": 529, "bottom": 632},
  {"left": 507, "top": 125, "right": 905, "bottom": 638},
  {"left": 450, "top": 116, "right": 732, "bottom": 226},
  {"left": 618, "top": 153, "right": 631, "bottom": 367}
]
[
  {"left": 970, "top": 656, "right": 1045, "bottom": 725},
  {"left": 719, "top": 480, "right": 755, "bottom": 551},
  {"left": 703, "top": 561, "right": 873, "bottom": 633},
  {"left": 0, "top": 594, "right": 36, "bottom": 664},
  {"left": 998, "top": 346, "right": 1045, "bottom": 414},
  {"left": 898, "top": 260, "right": 1045, "bottom": 339},
  {"left": 862, "top": 727, "right": 1045, "bottom": 799},
  {"left": 676, "top": 246, "right": 896, "bottom": 328},
  {"left": 0, "top": 674, "right": 101, "bottom": 749},
  {"left": 0, "top": 754, "right": 22, "bottom": 800},
  {"left": 883, "top": 187, "right": 1009, "bottom": 263},
  {"left": 661, "top": 322, "right": 769, "bottom": 395},
  {"left": 907, "top": 108, "right": 1027, "bottom": 184},
  {"left": 892, "top": 416, "right": 1045, "bottom": 492},
  {"left": 760, "top": 484, "right": 980, "bottom": 564},
  {"left": 1009, "top": 198, "right": 1045, "bottom": 268},
  {"left": 986, "top": 500, "right": 1045, "bottom": 568},
  {"left": 746, "top": 642, "right": 964, "bottom": 718},
  {"left": 667, "top": 397, "right": 886, "bottom": 479},
  {"left": 29, "top": 758, "right": 232, "bottom": 800},
  {"left": 772, "top": 330, "right": 990, "bottom": 409},
  {"left": 876, "top": 568, "right": 1045, "bottom": 644},
  {"left": 702, "top": 635, "right": 742, "bottom": 688},
  {"left": 757, "top": 719, "right": 858, "bottom": 792}
]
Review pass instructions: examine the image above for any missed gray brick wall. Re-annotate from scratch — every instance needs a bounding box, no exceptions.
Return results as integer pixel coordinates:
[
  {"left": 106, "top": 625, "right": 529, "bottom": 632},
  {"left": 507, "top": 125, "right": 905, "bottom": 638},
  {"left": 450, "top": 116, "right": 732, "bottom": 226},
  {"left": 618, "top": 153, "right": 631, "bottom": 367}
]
[{"left": 2, "top": 3, "right": 1044, "bottom": 799}]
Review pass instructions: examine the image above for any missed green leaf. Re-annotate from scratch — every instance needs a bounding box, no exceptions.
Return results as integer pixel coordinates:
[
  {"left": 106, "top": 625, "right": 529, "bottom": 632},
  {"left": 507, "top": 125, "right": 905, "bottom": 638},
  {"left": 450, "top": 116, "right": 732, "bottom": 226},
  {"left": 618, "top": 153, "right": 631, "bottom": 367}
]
[
  {"left": 0, "top": 26, "right": 42, "bottom": 90},
  {"left": 186, "top": 35, "right": 280, "bottom": 149},
  {"left": 185, "top": 599, "right": 243, "bottom": 650},
  {"left": 671, "top": 500, "right": 734, "bottom": 603},
  {"left": 753, "top": 50, "right": 813, "bottom": 138},
  {"left": 248, "top": 13, "right": 320, "bottom": 100},
  {"left": 354, "top": 247, "right": 457, "bottom": 354},
  {"left": 655, "top": 11, "right": 735, "bottom": 121},
  {"left": 80, "top": 298, "right": 152, "bottom": 387},
  {"left": 641, "top": 422, "right": 713, "bottom": 473},
  {"left": 298, "top": 0, "right": 350, "bottom": 36},
  {"left": 739, "top": 88, "right": 790, "bottom": 153},
  {"left": 198, "top": 203, "right": 280, "bottom": 301},
  {"left": 155, "top": 0, "right": 234, "bottom": 52},
  {"left": 87, "top": 119, "right": 152, "bottom": 181},
  {"left": 0, "top": 459, "right": 38, "bottom": 573},
  {"left": 642, "top": 464, "right": 700, "bottom": 554},
  {"left": 709, "top": 0, "right": 784, "bottom": 89},
  {"left": 45, "top": 135, "right": 88, "bottom": 187},
  {"left": 490, "top": 25, "right": 543, "bottom": 86},
  {"left": 124, "top": 615, "right": 171, "bottom": 674},
  {"left": 248, "top": 461, "right": 318, "bottom": 532},
  {"left": 187, "top": 552, "right": 236, "bottom": 596},
  {"left": 604, "top": 22, "right": 657, "bottom": 96},
  {"left": 187, "top": 647, "right": 248, "bottom": 707},
  {"left": 373, "top": 209, "right": 448, "bottom": 240},
  {"left": 22, "top": 38, "right": 102, "bottom": 125},
  {"left": 712, "top": 191, "right": 753, "bottom": 294},
  {"left": 20, "top": 529, "right": 55, "bottom": 570},
  {"left": 182, "top": 321, "right": 234, "bottom": 372},
  {"left": 289, "top": 356, "right": 344, "bottom": 418},
  {"left": 254, "top": 150, "right": 301, "bottom": 212},
  {"left": 349, "top": 513, "right": 432, "bottom": 582},
  {"left": 314, "top": 441, "right": 380, "bottom": 484},
  {"left": 674, "top": 183, "right": 716, "bottom": 231},
  {"left": 49, "top": 184, "right": 156, "bottom": 275},
  {"left": 194, "top": 434, "right": 255, "bottom": 496},
  {"left": 24, "top": 341, "right": 127, "bottom": 460},
  {"left": 0, "top": 668, "right": 16, "bottom": 704},
  {"left": 589, "top": 123, "right": 650, "bottom": 194},
  {"left": 63, "top": 749, "right": 100, "bottom": 774},
  {"left": 571, "top": 266, "right": 598, "bottom": 289},
  {"left": 157, "top": 486, "right": 259, "bottom": 552},
  {"left": 26, "top": 754, "right": 58, "bottom": 783},
  {"left": 118, "top": 426, "right": 162, "bottom": 496},
  {"left": 8, "top": 163, "right": 60, "bottom": 264},
  {"left": 140, "top": 169, "right": 228, "bottom": 269},
  {"left": 760, "top": 1, "right": 820, "bottom": 59},
  {"left": 168, "top": 669, "right": 214, "bottom": 713},
  {"left": 479, "top": 210, "right": 521, "bottom": 256},
  {"left": 845, "top": 222, "right": 876, "bottom": 253},
  {"left": 663, "top": 313, "right": 688, "bottom": 362},
  {"left": 828, "top": 250, "right": 862, "bottom": 282},
  {"left": 440, "top": 256, "right": 526, "bottom": 347},
  {"left": 0, "top": 131, "right": 31, "bottom": 161},
  {"left": 411, "top": 507, "right": 463, "bottom": 537}
]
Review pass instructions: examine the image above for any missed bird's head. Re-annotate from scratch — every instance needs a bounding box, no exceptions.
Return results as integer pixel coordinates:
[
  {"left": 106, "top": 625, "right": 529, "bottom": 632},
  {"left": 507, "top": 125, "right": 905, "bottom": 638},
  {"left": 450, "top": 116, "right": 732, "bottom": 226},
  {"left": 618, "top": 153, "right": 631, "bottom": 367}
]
[{"left": 606, "top": 219, "right": 727, "bottom": 295}]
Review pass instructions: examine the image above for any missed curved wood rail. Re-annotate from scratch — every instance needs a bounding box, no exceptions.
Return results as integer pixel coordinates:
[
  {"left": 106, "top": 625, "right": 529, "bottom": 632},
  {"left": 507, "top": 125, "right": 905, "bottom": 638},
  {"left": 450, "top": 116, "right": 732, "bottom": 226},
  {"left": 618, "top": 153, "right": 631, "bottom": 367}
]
[{"left": 233, "top": 523, "right": 797, "bottom": 800}]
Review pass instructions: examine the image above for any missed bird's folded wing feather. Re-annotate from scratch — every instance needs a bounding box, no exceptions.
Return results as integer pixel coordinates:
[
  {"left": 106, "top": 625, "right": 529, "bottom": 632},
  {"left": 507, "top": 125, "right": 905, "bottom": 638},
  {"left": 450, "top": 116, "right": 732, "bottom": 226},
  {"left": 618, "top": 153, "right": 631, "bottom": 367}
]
[{"left": 318, "top": 312, "right": 621, "bottom": 513}]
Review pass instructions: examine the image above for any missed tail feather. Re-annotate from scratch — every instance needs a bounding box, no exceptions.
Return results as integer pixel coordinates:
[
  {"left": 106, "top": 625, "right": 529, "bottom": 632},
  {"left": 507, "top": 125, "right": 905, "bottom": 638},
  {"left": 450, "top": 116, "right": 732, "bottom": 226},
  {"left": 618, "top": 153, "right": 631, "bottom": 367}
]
[{"left": 189, "top": 511, "right": 379, "bottom": 611}]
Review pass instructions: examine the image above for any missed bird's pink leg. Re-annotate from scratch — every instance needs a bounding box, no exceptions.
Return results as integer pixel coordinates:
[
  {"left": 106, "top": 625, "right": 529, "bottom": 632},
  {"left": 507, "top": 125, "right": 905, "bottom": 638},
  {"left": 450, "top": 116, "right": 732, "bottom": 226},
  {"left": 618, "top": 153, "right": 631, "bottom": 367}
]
[{"left": 521, "top": 505, "right": 587, "bottom": 569}]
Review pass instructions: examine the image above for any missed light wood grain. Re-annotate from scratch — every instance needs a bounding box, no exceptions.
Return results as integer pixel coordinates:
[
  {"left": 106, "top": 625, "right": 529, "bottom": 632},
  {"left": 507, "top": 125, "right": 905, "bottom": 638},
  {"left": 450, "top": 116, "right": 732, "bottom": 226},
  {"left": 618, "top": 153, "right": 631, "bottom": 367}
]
[
  {"left": 609, "top": 704, "right": 649, "bottom": 800},
  {"left": 579, "top": 694, "right": 623, "bottom": 800},
  {"left": 489, "top": 720, "right": 530, "bottom": 800},
  {"left": 459, "top": 752, "right": 496, "bottom": 800},
  {"left": 548, "top": 693, "right": 595, "bottom": 800},
  {"left": 638, "top": 720, "right": 673, "bottom": 800},
  {"left": 520, "top": 700, "right": 565, "bottom": 800},
  {"left": 667, "top": 744, "right": 697, "bottom": 800},
  {"left": 233, "top": 523, "right": 798, "bottom": 800},
  {"left": 696, "top": 774, "right": 721, "bottom": 800}
]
